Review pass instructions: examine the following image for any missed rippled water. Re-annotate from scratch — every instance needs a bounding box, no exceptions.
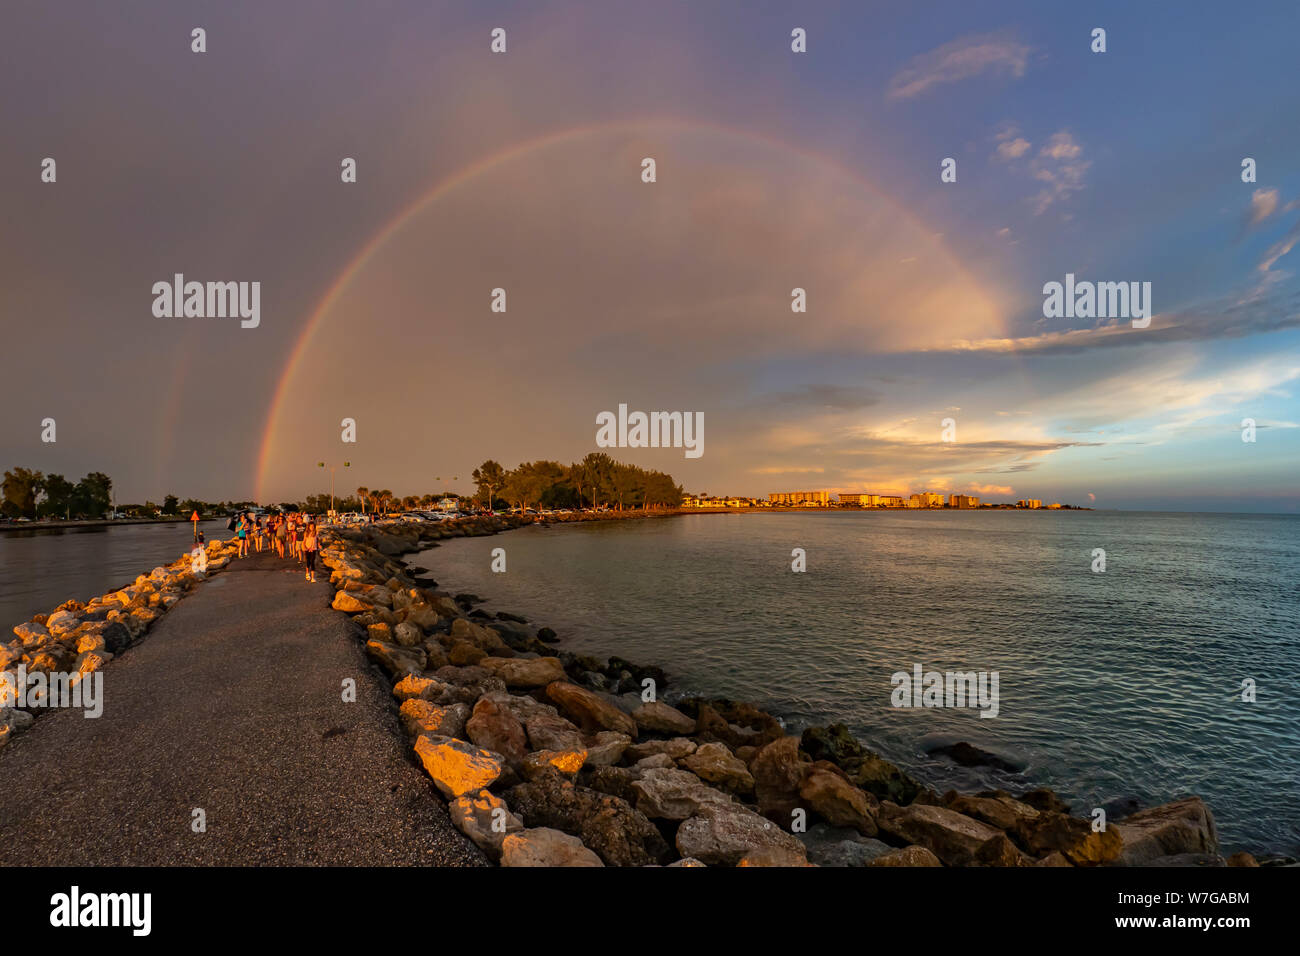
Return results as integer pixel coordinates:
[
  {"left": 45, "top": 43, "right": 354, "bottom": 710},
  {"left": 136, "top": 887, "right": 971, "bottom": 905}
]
[
  {"left": 413, "top": 511, "right": 1300, "bottom": 856},
  {"left": 0, "top": 520, "right": 229, "bottom": 625}
]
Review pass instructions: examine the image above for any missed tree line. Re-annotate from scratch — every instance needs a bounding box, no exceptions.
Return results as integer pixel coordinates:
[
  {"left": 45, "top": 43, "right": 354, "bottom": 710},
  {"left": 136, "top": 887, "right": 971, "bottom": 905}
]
[
  {"left": 2, "top": 467, "right": 113, "bottom": 520},
  {"left": 3, "top": 452, "right": 686, "bottom": 520},
  {"left": 471, "top": 453, "right": 683, "bottom": 511}
]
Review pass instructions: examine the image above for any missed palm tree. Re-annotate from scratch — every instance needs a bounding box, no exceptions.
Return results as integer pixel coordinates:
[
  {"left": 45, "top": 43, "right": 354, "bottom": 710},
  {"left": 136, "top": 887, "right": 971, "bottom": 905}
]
[
  {"left": 472, "top": 461, "right": 505, "bottom": 512},
  {"left": 356, "top": 486, "right": 369, "bottom": 515}
]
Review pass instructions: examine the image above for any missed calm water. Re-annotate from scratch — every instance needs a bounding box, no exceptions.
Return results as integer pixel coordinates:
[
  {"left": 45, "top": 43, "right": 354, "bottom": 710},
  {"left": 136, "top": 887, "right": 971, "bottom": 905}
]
[
  {"left": 0, "top": 520, "right": 228, "bottom": 625},
  {"left": 412, "top": 511, "right": 1300, "bottom": 856}
]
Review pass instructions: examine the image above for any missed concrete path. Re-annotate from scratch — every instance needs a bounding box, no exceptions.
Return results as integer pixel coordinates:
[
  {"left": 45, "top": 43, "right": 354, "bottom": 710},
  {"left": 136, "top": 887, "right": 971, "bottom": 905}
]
[{"left": 0, "top": 548, "right": 487, "bottom": 866}]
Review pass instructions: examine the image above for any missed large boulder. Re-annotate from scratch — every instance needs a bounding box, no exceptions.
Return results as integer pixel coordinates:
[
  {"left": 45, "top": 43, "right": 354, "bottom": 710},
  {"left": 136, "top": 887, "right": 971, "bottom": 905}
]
[
  {"left": 800, "top": 724, "right": 923, "bottom": 804},
  {"left": 465, "top": 696, "right": 529, "bottom": 764},
  {"left": 12, "top": 622, "right": 51, "bottom": 648},
  {"left": 626, "top": 737, "right": 696, "bottom": 762},
  {"left": 633, "top": 700, "right": 696, "bottom": 736},
  {"left": 546, "top": 681, "right": 638, "bottom": 737},
  {"left": 44, "top": 609, "right": 81, "bottom": 637},
  {"left": 478, "top": 656, "right": 566, "bottom": 689},
  {"left": 875, "top": 802, "right": 1006, "bottom": 867},
  {"left": 521, "top": 749, "right": 588, "bottom": 780},
  {"left": 402, "top": 603, "right": 441, "bottom": 631},
  {"left": 399, "top": 700, "right": 469, "bottom": 740},
  {"left": 412, "top": 734, "right": 504, "bottom": 798},
  {"left": 946, "top": 792, "right": 1041, "bottom": 833},
  {"left": 1014, "top": 811, "right": 1122, "bottom": 866},
  {"left": 676, "top": 803, "right": 809, "bottom": 866},
  {"left": 680, "top": 741, "right": 755, "bottom": 795},
  {"left": 631, "top": 767, "right": 734, "bottom": 820},
  {"left": 582, "top": 731, "right": 631, "bottom": 768},
  {"left": 500, "top": 828, "right": 604, "bottom": 867},
  {"left": 365, "top": 640, "right": 425, "bottom": 679},
  {"left": 750, "top": 735, "right": 810, "bottom": 821},
  {"left": 1111, "top": 797, "right": 1218, "bottom": 866},
  {"left": 392, "top": 674, "right": 447, "bottom": 702},
  {"left": 332, "top": 591, "right": 373, "bottom": 614},
  {"left": 797, "top": 824, "right": 894, "bottom": 867},
  {"left": 799, "top": 766, "right": 879, "bottom": 835},
  {"left": 392, "top": 622, "right": 424, "bottom": 647},
  {"left": 737, "top": 846, "right": 816, "bottom": 867},
  {"left": 450, "top": 618, "right": 509, "bottom": 653},
  {"left": 867, "top": 845, "right": 943, "bottom": 867},
  {"left": 507, "top": 770, "right": 671, "bottom": 866},
  {"left": 447, "top": 789, "right": 524, "bottom": 861}
]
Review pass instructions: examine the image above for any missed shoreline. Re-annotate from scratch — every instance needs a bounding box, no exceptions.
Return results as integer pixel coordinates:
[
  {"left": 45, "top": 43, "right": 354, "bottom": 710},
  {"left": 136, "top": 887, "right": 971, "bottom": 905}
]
[
  {"left": 0, "top": 516, "right": 221, "bottom": 534},
  {"left": 1, "top": 514, "right": 1286, "bottom": 866},
  {"left": 320, "top": 519, "right": 1274, "bottom": 867}
]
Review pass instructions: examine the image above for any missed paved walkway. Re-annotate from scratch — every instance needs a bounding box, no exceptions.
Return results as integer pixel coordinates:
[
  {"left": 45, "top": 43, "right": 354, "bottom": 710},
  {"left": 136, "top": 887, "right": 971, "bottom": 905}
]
[{"left": 0, "top": 547, "right": 487, "bottom": 866}]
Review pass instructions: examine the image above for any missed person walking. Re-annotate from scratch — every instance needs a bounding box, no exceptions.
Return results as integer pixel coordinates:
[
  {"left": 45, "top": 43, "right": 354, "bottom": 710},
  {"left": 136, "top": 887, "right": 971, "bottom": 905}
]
[
  {"left": 275, "top": 513, "right": 287, "bottom": 558},
  {"left": 236, "top": 512, "right": 248, "bottom": 558},
  {"left": 302, "top": 520, "right": 319, "bottom": 582}
]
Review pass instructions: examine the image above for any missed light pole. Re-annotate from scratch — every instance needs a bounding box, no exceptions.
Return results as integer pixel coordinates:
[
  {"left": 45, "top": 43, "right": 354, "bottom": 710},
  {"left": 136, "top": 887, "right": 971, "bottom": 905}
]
[{"left": 318, "top": 461, "right": 350, "bottom": 518}]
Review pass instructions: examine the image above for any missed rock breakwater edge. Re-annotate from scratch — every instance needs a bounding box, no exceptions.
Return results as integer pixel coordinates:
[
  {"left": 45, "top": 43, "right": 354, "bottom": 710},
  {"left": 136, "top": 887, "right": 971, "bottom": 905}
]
[{"left": 322, "top": 519, "right": 1249, "bottom": 869}]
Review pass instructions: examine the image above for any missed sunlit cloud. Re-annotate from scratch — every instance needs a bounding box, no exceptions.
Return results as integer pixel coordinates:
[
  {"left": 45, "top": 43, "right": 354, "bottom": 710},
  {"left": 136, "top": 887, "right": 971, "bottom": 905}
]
[{"left": 886, "top": 32, "right": 1030, "bottom": 100}]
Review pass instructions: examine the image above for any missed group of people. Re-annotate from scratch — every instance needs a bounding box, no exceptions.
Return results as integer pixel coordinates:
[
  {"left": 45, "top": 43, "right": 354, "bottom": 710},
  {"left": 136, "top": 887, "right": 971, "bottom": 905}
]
[{"left": 231, "top": 511, "right": 321, "bottom": 582}]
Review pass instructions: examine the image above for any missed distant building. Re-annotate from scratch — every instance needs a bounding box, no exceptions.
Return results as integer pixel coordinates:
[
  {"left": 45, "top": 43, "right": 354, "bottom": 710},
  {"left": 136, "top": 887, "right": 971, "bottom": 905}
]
[
  {"left": 839, "top": 493, "right": 876, "bottom": 506},
  {"left": 1016, "top": 498, "right": 1043, "bottom": 509},
  {"left": 681, "top": 495, "right": 759, "bottom": 508},
  {"left": 909, "top": 492, "right": 945, "bottom": 508},
  {"left": 949, "top": 494, "right": 980, "bottom": 509},
  {"left": 769, "top": 491, "right": 831, "bottom": 506},
  {"left": 876, "top": 495, "right": 905, "bottom": 508}
]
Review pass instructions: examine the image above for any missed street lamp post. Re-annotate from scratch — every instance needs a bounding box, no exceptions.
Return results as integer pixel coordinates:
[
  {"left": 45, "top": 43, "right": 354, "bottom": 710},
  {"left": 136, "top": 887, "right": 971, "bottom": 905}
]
[{"left": 318, "top": 461, "right": 350, "bottom": 518}]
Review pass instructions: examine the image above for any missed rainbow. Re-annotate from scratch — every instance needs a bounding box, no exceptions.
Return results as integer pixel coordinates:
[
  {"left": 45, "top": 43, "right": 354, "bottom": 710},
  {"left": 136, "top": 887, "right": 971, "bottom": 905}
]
[{"left": 254, "top": 118, "right": 993, "bottom": 502}]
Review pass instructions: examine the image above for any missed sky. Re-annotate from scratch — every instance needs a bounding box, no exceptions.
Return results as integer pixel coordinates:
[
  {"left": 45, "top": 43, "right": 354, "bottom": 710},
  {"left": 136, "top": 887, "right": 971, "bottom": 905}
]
[{"left": 1, "top": 0, "right": 1297, "bottom": 512}]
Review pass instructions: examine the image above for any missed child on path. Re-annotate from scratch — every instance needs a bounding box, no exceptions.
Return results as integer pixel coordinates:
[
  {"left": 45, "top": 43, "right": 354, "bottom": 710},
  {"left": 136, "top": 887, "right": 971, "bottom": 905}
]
[{"left": 303, "top": 521, "right": 319, "bottom": 582}]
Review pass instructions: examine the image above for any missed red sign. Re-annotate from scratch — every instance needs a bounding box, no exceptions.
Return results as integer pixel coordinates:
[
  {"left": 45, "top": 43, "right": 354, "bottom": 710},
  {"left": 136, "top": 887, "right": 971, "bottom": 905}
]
[{"left": 190, "top": 511, "right": 200, "bottom": 522}]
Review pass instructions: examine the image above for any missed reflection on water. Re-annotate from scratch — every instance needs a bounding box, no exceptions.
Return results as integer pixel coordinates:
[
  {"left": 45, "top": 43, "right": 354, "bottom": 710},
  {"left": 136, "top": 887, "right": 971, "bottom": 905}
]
[
  {"left": 413, "top": 511, "right": 1300, "bottom": 856},
  {"left": 0, "top": 520, "right": 228, "bottom": 625}
]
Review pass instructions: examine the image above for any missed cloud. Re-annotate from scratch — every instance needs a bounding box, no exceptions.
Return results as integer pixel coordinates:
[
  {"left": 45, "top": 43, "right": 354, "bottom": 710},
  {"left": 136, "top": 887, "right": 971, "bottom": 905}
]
[
  {"left": 1247, "top": 188, "right": 1280, "bottom": 227},
  {"left": 1028, "top": 132, "right": 1090, "bottom": 214},
  {"left": 887, "top": 33, "right": 1030, "bottom": 100},
  {"left": 994, "top": 137, "right": 1031, "bottom": 160},
  {"left": 1259, "top": 218, "right": 1300, "bottom": 273}
]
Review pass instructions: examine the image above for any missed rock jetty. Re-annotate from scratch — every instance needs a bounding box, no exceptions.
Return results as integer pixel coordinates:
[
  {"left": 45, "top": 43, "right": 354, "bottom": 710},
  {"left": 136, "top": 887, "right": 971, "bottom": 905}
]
[
  {"left": 319, "top": 520, "right": 1244, "bottom": 868},
  {"left": 1, "top": 515, "right": 1259, "bottom": 867},
  {"left": 2, "top": 535, "right": 242, "bottom": 746}
]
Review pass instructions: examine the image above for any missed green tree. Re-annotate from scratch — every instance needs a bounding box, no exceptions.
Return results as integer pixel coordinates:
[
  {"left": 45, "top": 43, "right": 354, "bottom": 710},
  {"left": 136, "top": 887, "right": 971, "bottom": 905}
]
[
  {"left": 2, "top": 467, "right": 43, "bottom": 518},
  {"left": 472, "top": 460, "right": 506, "bottom": 511},
  {"left": 73, "top": 473, "right": 113, "bottom": 519},
  {"left": 162, "top": 494, "right": 179, "bottom": 515},
  {"left": 39, "top": 473, "right": 76, "bottom": 518}
]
